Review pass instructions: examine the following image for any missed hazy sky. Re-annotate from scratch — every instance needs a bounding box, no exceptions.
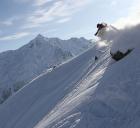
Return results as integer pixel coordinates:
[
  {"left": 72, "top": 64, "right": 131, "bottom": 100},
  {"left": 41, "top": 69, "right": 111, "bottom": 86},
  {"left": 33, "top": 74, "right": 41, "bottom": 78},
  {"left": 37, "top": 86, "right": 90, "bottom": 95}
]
[{"left": 0, "top": 0, "right": 140, "bottom": 52}]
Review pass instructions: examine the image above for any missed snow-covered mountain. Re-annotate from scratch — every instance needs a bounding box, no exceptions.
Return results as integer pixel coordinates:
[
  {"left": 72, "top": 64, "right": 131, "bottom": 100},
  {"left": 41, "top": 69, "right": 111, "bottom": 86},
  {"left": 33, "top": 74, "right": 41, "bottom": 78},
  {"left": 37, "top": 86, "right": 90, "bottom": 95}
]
[
  {"left": 0, "top": 24, "right": 140, "bottom": 128},
  {"left": 0, "top": 34, "right": 92, "bottom": 103}
]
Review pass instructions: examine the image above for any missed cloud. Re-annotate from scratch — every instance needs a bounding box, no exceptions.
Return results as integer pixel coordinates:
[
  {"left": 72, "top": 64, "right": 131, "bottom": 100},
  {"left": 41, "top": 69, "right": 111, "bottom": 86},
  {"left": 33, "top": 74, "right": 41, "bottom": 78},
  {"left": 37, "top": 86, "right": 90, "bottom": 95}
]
[
  {"left": 41, "top": 28, "right": 57, "bottom": 35},
  {"left": 0, "top": 32, "right": 30, "bottom": 41},
  {"left": 113, "top": 0, "right": 140, "bottom": 29},
  {"left": 113, "top": 12, "right": 140, "bottom": 29},
  {"left": 21, "top": 23, "right": 41, "bottom": 29},
  {"left": 0, "top": 16, "right": 21, "bottom": 26},
  {"left": 22, "top": 0, "right": 91, "bottom": 29},
  {"left": 13, "top": 0, "right": 32, "bottom": 3},
  {"left": 110, "top": 0, "right": 117, "bottom": 6},
  {"left": 34, "top": 0, "right": 54, "bottom": 6},
  {"left": 13, "top": 0, "right": 54, "bottom": 5},
  {"left": 0, "top": 20, "right": 13, "bottom": 26},
  {"left": 56, "top": 17, "right": 71, "bottom": 23},
  {"left": 0, "top": 18, "right": 14, "bottom": 26},
  {"left": 66, "top": 26, "right": 93, "bottom": 38}
]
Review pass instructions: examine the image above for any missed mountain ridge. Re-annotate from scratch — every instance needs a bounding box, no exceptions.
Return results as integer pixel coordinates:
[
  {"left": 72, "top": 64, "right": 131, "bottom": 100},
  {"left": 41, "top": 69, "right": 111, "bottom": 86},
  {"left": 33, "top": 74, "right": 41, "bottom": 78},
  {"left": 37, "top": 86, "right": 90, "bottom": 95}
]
[
  {"left": 0, "top": 24, "right": 140, "bottom": 128},
  {"left": 0, "top": 34, "right": 92, "bottom": 103}
]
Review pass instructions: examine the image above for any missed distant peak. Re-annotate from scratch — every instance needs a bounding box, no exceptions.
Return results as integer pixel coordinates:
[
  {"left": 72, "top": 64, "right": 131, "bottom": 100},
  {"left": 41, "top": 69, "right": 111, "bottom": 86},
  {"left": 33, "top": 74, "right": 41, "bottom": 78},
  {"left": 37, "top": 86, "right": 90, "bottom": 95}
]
[
  {"left": 36, "top": 34, "right": 44, "bottom": 39},
  {"left": 69, "top": 37, "right": 86, "bottom": 40},
  {"left": 69, "top": 37, "right": 78, "bottom": 40},
  {"left": 80, "top": 37, "right": 86, "bottom": 40}
]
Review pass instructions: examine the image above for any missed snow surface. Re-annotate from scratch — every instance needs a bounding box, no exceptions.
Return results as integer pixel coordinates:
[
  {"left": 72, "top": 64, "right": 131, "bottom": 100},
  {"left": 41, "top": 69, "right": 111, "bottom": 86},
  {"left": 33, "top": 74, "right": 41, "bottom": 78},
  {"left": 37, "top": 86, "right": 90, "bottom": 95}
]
[
  {"left": 0, "top": 34, "right": 91, "bottom": 103},
  {"left": 0, "top": 25, "right": 140, "bottom": 128}
]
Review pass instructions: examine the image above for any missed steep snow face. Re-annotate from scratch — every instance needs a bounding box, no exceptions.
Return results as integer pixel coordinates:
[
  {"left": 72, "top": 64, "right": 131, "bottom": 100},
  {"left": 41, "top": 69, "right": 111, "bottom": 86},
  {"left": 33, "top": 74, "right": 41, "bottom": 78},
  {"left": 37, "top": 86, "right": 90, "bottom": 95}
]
[
  {"left": 1, "top": 39, "right": 140, "bottom": 128},
  {"left": 0, "top": 24, "right": 140, "bottom": 128},
  {"left": 48, "top": 37, "right": 92, "bottom": 55},
  {"left": 0, "top": 35, "right": 91, "bottom": 103},
  {"left": 0, "top": 45, "right": 106, "bottom": 128}
]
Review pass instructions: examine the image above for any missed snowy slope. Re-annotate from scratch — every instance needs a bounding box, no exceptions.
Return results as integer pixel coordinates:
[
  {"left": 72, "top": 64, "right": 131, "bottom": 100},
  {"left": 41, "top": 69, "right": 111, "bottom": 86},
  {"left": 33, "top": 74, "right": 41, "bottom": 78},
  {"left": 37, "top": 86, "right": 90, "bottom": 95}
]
[
  {"left": 0, "top": 43, "right": 140, "bottom": 128},
  {"left": 46, "top": 37, "right": 91, "bottom": 55},
  {"left": 0, "top": 24, "right": 140, "bottom": 128},
  {"left": 0, "top": 35, "right": 91, "bottom": 103}
]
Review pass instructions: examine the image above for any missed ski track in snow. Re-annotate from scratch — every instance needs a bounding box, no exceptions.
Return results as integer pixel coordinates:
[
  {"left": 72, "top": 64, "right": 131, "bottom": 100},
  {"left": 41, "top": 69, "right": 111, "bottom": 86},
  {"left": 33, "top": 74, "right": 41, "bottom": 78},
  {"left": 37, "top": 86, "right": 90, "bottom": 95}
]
[{"left": 34, "top": 47, "right": 112, "bottom": 128}]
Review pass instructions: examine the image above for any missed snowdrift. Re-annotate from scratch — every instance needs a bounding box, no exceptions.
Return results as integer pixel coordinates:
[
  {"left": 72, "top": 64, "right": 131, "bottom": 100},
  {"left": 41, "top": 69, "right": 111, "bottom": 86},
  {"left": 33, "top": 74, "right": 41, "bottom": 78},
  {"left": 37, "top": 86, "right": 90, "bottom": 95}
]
[{"left": 0, "top": 24, "right": 140, "bottom": 128}]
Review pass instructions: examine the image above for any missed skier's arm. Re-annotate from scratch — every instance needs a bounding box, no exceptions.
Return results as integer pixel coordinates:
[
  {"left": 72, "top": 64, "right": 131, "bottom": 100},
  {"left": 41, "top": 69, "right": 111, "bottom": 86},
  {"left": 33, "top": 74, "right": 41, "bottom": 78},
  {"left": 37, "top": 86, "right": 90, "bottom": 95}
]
[{"left": 95, "top": 29, "right": 99, "bottom": 36}]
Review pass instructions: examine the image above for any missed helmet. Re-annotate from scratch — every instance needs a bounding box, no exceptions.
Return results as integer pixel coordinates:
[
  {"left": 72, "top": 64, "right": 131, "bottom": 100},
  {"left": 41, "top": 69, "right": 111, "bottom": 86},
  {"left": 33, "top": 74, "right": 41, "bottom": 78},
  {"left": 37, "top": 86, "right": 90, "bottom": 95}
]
[{"left": 97, "top": 24, "right": 101, "bottom": 28}]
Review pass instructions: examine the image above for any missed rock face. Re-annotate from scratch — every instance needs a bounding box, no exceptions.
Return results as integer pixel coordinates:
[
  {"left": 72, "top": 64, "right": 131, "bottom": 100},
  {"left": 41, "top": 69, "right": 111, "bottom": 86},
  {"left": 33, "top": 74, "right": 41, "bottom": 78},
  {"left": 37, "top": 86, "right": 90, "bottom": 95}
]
[{"left": 0, "top": 35, "right": 92, "bottom": 103}]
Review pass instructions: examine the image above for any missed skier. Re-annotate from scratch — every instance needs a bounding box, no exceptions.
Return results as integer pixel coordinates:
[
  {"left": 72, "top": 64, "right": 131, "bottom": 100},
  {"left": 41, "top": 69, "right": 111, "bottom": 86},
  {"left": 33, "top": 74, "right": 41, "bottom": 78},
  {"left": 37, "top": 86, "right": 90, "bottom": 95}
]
[
  {"left": 95, "top": 23, "right": 107, "bottom": 36},
  {"left": 95, "top": 56, "right": 98, "bottom": 61}
]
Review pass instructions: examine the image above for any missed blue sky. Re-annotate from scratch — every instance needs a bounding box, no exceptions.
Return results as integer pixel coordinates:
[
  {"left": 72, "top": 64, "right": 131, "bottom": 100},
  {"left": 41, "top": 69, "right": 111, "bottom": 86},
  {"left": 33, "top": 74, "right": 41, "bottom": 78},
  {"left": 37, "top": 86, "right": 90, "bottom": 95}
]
[{"left": 0, "top": 0, "right": 140, "bottom": 52}]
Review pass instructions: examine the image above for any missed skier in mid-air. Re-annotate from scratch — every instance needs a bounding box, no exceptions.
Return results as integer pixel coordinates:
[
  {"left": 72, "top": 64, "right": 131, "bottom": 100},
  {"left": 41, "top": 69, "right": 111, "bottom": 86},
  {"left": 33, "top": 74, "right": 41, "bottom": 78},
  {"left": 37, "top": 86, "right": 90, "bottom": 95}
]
[{"left": 95, "top": 23, "right": 107, "bottom": 36}]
